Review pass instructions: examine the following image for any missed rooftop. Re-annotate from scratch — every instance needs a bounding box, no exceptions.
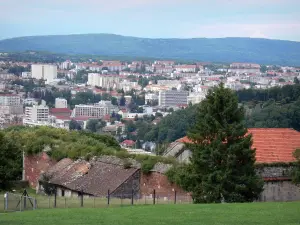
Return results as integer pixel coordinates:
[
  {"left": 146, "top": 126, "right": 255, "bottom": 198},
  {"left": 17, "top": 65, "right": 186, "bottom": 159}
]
[{"left": 177, "top": 128, "right": 300, "bottom": 163}]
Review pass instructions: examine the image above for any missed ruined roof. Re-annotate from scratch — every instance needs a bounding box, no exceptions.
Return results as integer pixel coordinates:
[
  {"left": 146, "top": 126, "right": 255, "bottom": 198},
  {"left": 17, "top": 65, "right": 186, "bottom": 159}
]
[
  {"left": 46, "top": 159, "right": 139, "bottom": 196},
  {"left": 175, "top": 128, "right": 300, "bottom": 164}
]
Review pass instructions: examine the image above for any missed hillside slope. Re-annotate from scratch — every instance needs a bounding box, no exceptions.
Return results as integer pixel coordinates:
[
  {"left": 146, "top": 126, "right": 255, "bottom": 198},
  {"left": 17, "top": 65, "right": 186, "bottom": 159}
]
[{"left": 1, "top": 34, "right": 300, "bottom": 65}]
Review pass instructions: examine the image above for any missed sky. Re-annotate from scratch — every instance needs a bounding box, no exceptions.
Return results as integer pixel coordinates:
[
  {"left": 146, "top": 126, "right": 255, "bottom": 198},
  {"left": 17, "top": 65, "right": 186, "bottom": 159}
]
[{"left": 1, "top": 0, "right": 300, "bottom": 41}]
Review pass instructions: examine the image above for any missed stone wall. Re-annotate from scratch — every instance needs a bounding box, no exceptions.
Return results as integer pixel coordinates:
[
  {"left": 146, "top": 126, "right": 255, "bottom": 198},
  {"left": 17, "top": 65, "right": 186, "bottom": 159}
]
[
  {"left": 256, "top": 166, "right": 293, "bottom": 179},
  {"left": 140, "top": 172, "right": 189, "bottom": 200},
  {"left": 24, "top": 152, "right": 56, "bottom": 189},
  {"left": 260, "top": 181, "right": 300, "bottom": 202},
  {"left": 256, "top": 166, "right": 300, "bottom": 202},
  {"left": 111, "top": 170, "right": 140, "bottom": 198}
]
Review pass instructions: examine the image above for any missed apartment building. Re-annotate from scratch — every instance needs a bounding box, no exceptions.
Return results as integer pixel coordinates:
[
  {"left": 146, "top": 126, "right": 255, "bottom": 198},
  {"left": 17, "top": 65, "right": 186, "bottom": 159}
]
[
  {"left": 145, "top": 93, "right": 158, "bottom": 104},
  {"left": 87, "top": 73, "right": 120, "bottom": 89},
  {"left": 31, "top": 64, "right": 57, "bottom": 84},
  {"left": 0, "top": 94, "right": 23, "bottom": 115},
  {"left": 55, "top": 98, "right": 68, "bottom": 108},
  {"left": 0, "top": 94, "right": 21, "bottom": 105},
  {"left": 72, "top": 101, "right": 115, "bottom": 118},
  {"left": 187, "top": 92, "right": 206, "bottom": 105},
  {"left": 158, "top": 90, "right": 188, "bottom": 107},
  {"left": 175, "top": 65, "right": 197, "bottom": 73},
  {"left": 24, "top": 104, "right": 49, "bottom": 122}
]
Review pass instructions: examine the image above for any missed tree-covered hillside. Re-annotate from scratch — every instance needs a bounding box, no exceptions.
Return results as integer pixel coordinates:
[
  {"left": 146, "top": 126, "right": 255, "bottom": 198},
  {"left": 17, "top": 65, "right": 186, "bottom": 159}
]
[{"left": 1, "top": 34, "right": 300, "bottom": 65}]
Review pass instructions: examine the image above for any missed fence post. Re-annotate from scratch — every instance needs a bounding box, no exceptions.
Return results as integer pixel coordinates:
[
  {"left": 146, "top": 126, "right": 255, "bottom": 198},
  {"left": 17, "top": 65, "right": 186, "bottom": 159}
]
[
  {"left": 4, "top": 192, "right": 8, "bottom": 211},
  {"left": 131, "top": 189, "right": 134, "bottom": 205},
  {"left": 20, "top": 196, "right": 22, "bottom": 211},
  {"left": 174, "top": 191, "right": 177, "bottom": 204},
  {"left": 24, "top": 194, "right": 27, "bottom": 210},
  {"left": 34, "top": 199, "right": 37, "bottom": 210},
  {"left": 107, "top": 189, "right": 110, "bottom": 206},
  {"left": 65, "top": 198, "right": 67, "bottom": 208},
  {"left": 54, "top": 189, "right": 57, "bottom": 208},
  {"left": 80, "top": 190, "right": 83, "bottom": 207},
  {"left": 94, "top": 197, "right": 95, "bottom": 208},
  {"left": 153, "top": 189, "right": 156, "bottom": 205}
]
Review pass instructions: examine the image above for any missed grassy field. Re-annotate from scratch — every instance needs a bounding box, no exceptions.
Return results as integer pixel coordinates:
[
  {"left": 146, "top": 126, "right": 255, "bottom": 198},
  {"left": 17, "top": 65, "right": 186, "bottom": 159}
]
[{"left": 1, "top": 202, "right": 300, "bottom": 225}]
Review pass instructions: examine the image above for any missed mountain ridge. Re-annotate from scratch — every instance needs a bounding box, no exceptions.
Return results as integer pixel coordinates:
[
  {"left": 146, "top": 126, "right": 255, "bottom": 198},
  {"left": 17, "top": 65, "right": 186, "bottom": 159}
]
[{"left": 1, "top": 33, "right": 300, "bottom": 65}]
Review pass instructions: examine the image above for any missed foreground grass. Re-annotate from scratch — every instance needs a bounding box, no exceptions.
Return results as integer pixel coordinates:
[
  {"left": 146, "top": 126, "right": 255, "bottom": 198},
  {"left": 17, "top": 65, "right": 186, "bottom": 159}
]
[{"left": 1, "top": 202, "right": 300, "bottom": 225}]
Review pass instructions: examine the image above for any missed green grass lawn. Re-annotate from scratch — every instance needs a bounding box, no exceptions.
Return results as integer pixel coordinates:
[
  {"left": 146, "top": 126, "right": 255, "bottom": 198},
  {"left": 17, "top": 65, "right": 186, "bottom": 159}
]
[{"left": 1, "top": 202, "right": 300, "bottom": 225}]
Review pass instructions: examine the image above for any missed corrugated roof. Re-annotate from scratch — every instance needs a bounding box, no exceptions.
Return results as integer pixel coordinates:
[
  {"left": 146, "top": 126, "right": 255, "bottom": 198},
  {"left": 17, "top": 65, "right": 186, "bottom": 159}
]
[{"left": 176, "top": 128, "right": 300, "bottom": 163}]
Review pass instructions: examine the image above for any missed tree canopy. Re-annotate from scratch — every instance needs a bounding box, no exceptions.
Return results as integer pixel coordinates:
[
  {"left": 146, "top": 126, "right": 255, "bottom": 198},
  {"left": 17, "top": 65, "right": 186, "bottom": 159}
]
[
  {"left": 169, "top": 84, "right": 264, "bottom": 203},
  {"left": 0, "top": 131, "right": 22, "bottom": 189}
]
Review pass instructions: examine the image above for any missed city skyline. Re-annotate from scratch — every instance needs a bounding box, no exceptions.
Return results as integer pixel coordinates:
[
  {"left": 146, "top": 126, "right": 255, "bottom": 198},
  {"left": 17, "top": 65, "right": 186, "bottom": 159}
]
[{"left": 1, "top": 0, "right": 300, "bottom": 41}]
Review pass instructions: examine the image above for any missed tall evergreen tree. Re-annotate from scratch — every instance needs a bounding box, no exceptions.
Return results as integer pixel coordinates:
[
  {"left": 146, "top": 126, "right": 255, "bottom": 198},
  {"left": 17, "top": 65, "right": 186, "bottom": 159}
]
[{"left": 187, "top": 83, "right": 263, "bottom": 203}]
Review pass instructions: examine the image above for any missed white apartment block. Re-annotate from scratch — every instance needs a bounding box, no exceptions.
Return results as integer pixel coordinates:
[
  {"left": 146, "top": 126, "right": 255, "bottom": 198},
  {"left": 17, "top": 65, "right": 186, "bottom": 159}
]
[
  {"left": 187, "top": 93, "right": 206, "bottom": 105},
  {"left": 55, "top": 98, "right": 68, "bottom": 108},
  {"left": 145, "top": 93, "right": 158, "bottom": 104},
  {"left": 24, "top": 104, "right": 49, "bottom": 122},
  {"left": 72, "top": 101, "right": 115, "bottom": 118},
  {"left": 31, "top": 64, "right": 57, "bottom": 84},
  {"left": 119, "top": 81, "right": 141, "bottom": 92},
  {"left": 0, "top": 94, "right": 23, "bottom": 115},
  {"left": 0, "top": 94, "right": 21, "bottom": 106},
  {"left": 158, "top": 90, "right": 188, "bottom": 107},
  {"left": 87, "top": 73, "right": 120, "bottom": 89},
  {"left": 175, "top": 65, "right": 197, "bottom": 73},
  {"left": 23, "top": 98, "right": 39, "bottom": 106},
  {"left": 60, "top": 60, "right": 72, "bottom": 70},
  {"left": 21, "top": 72, "right": 32, "bottom": 78}
]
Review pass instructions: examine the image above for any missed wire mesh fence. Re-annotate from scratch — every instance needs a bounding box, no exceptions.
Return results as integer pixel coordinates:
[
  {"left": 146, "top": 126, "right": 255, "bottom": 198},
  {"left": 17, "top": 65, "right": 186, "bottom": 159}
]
[
  {"left": 1, "top": 190, "right": 192, "bottom": 212},
  {"left": 3, "top": 192, "right": 36, "bottom": 212}
]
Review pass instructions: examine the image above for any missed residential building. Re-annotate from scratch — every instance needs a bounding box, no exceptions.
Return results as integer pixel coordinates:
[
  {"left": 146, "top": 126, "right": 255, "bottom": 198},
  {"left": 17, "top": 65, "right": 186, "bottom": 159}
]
[
  {"left": 31, "top": 64, "right": 57, "bottom": 84},
  {"left": 60, "top": 60, "right": 72, "bottom": 70},
  {"left": 0, "top": 94, "right": 21, "bottom": 105},
  {"left": 55, "top": 98, "right": 68, "bottom": 108},
  {"left": 24, "top": 103, "right": 49, "bottom": 122},
  {"left": 187, "top": 92, "right": 206, "bottom": 105},
  {"left": 23, "top": 98, "right": 38, "bottom": 106},
  {"left": 72, "top": 101, "right": 114, "bottom": 118},
  {"left": 158, "top": 90, "right": 188, "bottom": 107},
  {"left": 87, "top": 73, "right": 120, "bottom": 89},
  {"left": 0, "top": 94, "right": 23, "bottom": 115},
  {"left": 145, "top": 93, "right": 158, "bottom": 104},
  {"left": 21, "top": 72, "right": 32, "bottom": 78},
  {"left": 175, "top": 65, "right": 197, "bottom": 73},
  {"left": 102, "top": 61, "right": 126, "bottom": 71}
]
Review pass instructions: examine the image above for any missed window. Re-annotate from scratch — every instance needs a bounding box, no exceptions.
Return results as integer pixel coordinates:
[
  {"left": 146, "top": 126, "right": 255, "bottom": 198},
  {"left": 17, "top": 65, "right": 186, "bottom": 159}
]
[{"left": 61, "top": 189, "right": 65, "bottom": 197}]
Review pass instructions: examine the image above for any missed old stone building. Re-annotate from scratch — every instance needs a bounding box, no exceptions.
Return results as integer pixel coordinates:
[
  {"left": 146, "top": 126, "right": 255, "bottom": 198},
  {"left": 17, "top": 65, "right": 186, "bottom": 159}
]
[
  {"left": 25, "top": 154, "right": 185, "bottom": 199},
  {"left": 164, "top": 128, "right": 300, "bottom": 202}
]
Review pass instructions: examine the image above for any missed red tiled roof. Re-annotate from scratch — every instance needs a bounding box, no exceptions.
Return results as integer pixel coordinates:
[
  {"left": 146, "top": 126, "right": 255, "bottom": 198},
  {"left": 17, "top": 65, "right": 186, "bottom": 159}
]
[
  {"left": 50, "top": 108, "right": 71, "bottom": 114},
  {"left": 177, "top": 128, "right": 300, "bottom": 163},
  {"left": 122, "top": 140, "right": 135, "bottom": 146}
]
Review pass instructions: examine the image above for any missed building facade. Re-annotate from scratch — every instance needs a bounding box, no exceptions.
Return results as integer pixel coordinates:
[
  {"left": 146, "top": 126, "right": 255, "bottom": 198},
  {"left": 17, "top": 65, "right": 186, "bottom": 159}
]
[
  {"left": 158, "top": 90, "right": 188, "bottom": 107},
  {"left": 0, "top": 94, "right": 23, "bottom": 115},
  {"left": 55, "top": 98, "right": 68, "bottom": 108},
  {"left": 72, "top": 101, "right": 114, "bottom": 118},
  {"left": 24, "top": 104, "right": 49, "bottom": 122},
  {"left": 31, "top": 64, "right": 57, "bottom": 84},
  {"left": 87, "top": 73, "right": 120, "bottom": 89}
]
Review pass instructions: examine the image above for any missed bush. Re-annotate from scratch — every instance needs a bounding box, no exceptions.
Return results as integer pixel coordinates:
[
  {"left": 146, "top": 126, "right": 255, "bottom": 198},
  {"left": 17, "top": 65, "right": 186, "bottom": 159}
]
[
  {"left": 123, "top": 159, "right": 132, "bottom": 169},
  {"left": 141, "top": 158, "right": 157, "bottom": 174}
]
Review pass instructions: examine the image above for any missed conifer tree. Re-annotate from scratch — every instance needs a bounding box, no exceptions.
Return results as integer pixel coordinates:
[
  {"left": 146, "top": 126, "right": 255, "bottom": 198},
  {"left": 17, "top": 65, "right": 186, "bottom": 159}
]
[{"left": 187, "top": 83, "right": 263, "bottom": 203}]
